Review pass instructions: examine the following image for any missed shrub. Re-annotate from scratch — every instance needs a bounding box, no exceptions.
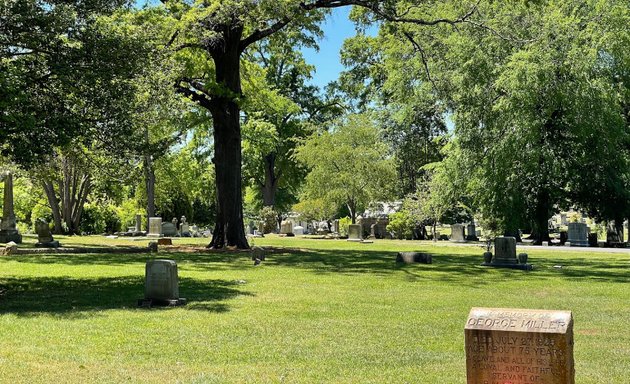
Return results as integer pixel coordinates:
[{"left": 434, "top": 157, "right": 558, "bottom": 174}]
[
  {"left": 259, "top": 206, "right": 278, "bottom": 234},
  {"left": 338, "top": 216, "right": 352, "bottom": 237},
  {"left": 387, "top": 211, "right": 414, "bottom": 240}
]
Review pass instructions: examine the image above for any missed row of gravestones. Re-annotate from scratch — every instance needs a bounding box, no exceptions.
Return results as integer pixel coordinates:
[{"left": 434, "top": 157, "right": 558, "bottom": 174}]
[
  {"left": 147, "top": 217, "right": 196, "bottom": 238},
  {"left": 142, "top": 258, "right": 575, "bottom": 383}
]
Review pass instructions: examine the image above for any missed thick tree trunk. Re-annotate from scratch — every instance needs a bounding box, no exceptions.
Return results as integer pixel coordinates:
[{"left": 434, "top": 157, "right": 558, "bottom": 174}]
[
  {"left": 532, "top": 188, "right": 551, "bottom": 245},
  {"left": 143, "top": 153, "right": 156, "bottom": 227},
  {"left": 208, "top": 40, "right": 249, "bottom": 249},
  {"left": 262, "top": 153, "right": 279, "bottom": 207}
]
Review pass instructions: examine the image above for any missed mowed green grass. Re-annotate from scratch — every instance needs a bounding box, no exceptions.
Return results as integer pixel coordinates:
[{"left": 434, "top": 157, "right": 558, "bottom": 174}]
[{"left": 0, "top": 235, "right": 628, "bottom": 383}]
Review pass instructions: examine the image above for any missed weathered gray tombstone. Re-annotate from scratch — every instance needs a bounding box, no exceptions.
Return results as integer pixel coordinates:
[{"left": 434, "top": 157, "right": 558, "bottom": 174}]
[
  {"left": 35, "top": 218, "right": 60, "bottom": 248},
  {"left": 148, "top": 217, "right": 163, "bottom": 237},
  {"left": 280, "top": 221, "right": 293, "bottom": 235},
  {"left": 293, "top": 226, "right": 304, "bottom": 236},
  {"left": 370, "top": 223, "right": 384, "bottom": 239},
  {"left": 0, "top": 172, "right": 22, "bottom": 244},
  {"left": 396, "top": 252, "right": 432, "bottom": 264},
  {"left": 485, "top": 236, "right": 532, "bottom": 270},
  {"left": 567, "top": 222, "right": 588, "bottom": 247},
  {"left": 139, "top": 259, "right": 186, "bottom": 307},
  {"left": 465, "top": 307, "right": 574, "bottom": 384},
  {"left": 450, "top": 224, "right": 466, "bottom": 242},
  {"left": 162, "top": 222, "right": 178, "bottom": 237},
  {"left": 466, "top": 223, "right": 479, "bottom": 241},
  {"left": 180, "top": 223, "right": 190, "bottom": 237},
  {"left": 347, "top": 224, "right": 362, "bottom": 242}
]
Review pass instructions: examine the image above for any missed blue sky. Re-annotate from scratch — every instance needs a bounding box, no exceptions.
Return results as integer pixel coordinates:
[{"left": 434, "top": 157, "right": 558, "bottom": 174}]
[{"left": 301, "top": 7, "right": 365, "bottom": 90}]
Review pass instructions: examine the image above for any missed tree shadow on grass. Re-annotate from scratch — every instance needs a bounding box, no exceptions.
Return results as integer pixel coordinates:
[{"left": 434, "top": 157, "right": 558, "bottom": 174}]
[
  {"left": 263, "top": 248, "right": 630, "bottom": 285},
  {"left": 0, "top": 276, "right": 252, "bottom": 317}
]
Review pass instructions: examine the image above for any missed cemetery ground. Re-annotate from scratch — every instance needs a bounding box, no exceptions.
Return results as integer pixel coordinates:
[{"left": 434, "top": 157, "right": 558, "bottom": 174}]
[{"left": 0, "top": 236, "right": 628, "bottom": 383}]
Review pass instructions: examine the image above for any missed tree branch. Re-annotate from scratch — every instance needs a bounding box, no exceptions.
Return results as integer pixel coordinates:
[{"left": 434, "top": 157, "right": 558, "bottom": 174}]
[{"left": 240, "top": 17, "right": 292, "bottom": 52}]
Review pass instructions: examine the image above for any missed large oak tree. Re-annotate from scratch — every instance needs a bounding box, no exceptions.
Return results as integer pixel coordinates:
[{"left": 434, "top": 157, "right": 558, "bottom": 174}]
[{"left": 151, "top": 0, "right": 480, "bottom": 248}]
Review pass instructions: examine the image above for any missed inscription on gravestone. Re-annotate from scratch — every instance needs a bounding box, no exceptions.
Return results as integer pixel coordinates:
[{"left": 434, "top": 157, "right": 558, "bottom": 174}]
[{"left": 465, "top": 307, "right": 574, "bottom": 384}]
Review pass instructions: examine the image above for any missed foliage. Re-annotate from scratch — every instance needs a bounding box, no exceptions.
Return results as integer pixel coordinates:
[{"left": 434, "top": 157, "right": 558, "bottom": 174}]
[
  {"left": 338, "top": 216, "right": 352, "bottom": 237},
  {"left": 258, "top": 206, "right": 278, "bottom": 234},
  {"left": 0, "top": 0, "right": 150, "bottom": 167},
  {"left": 292, "top": 198, "right": 338, "bottom": 223},
  {"left": 80, "top": 203, "right": 121, "bottom": 234},
  {"left": 386, "top": 211, "right": 414, "bottom": 240},
  {"left": 295, "top": 113, "right": 396, "bottom": 223}
]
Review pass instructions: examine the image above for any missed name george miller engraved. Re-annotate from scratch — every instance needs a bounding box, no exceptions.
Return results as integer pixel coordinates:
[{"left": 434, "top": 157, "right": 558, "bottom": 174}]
[{"left": 465, "top": 307, "right": 574, "bottom": 384}]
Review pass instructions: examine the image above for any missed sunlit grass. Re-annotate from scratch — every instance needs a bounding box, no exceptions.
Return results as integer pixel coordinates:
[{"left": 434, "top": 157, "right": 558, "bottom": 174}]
[{"left": 0, "top": 235, "right": 628, "bottom": 383}]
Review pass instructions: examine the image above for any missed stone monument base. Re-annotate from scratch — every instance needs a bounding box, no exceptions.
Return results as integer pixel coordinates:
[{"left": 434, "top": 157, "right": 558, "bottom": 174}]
[
  {"left": 36, "top": 240, "right": 60, "bottom": 248},
  {"left": 137, "top": 298, "right": 187, "bottom": 307},
  {"left": 481, "top": 261, "right": 533, "bottom": 270},
  {"left": 0, "top": 230, "right": 22, "bottom": 244}
]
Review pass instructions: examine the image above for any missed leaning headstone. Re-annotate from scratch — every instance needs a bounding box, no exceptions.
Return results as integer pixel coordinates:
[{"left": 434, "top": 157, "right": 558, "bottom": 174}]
[
  {"left": 465, "top": 307, "right": 574, "bottom": 384},
  {"left": 484, "top": 236, "right": 532, "bottom": 270},
  {"left": 162, "top": 222, "right": 178, "bottom": 237},
  {"left": 396, "top": 252, "right": 432, "bottom": 264},
  {"left": 148, "top": 217, "right": 163, "bottom": 237},
  {"left": 293, "top": 226, "right": 304, "bottom": 236},
  {"left": 35, "top": 218, "right": 60, "bottom": 248},
  {"left": 567, "top": 222, "right": 588, "bottom": 247},
  {"left": 466, "top": 224, "right": 479, "bottom": 241},
  {"left": 138, "top": 259, "right": 186, "bottom": 307},
  {"left": 450, "top": 224, "right": 466, "bottom": 242},
  {"left": 0, "top": 172, "right": 22, "bottom": 244},
  {"left": 347, "top": 224, "right": 362, "bottom": 242}
]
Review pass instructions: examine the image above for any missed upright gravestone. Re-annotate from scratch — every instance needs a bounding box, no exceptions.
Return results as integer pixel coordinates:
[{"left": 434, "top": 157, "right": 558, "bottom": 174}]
[
  {"left": 450, "top": 224, "right": 466, "bottom": 242},
  {"left": 347, "top": 224, "right": 362, "bottom": 242},
  {"left": 293, "top": 226, "right": 304, "bottom": 236},
  {"left": 280, "top": 221, "right": 293, "bottom": 235},
  {"left": 465, "top": 307, "right": 574, "bottom": 384},
  {"left": 486, "top": 236, "right": 532, "bottom": 270},
  {"left": 148, "top": 217, "right": 163, "bottom": 237},
  {"left": 0, "top": 172, "right": 22, "bottom": 244},
  {"left": 35, "top": 218, "right": 59, "bottom": 248},
  {"left": 162, "top": 222, "right": 178, "bottom": 237},
  {"left": 139, "top": 259, "right": 186, "bottom": 307},
  {"left": 567, "top": 222, "right": 588, "bottom": 247},
  {"left": 466, "top": 223, "right": 479, "bottom": 241}
]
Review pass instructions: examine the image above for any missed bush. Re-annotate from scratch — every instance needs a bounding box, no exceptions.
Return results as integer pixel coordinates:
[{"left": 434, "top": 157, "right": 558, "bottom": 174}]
[
  {"left": 387, "top": 211, "right": 414, "bottom": 240},
  {"left": 338, "top": 217, "right": 352, "bottom": 237},
  {"left": 80, "top": 203, "right": 121, "bottom": 234},
  {"left": 259, "top": 206, "right": 278, "bottom": 234}
]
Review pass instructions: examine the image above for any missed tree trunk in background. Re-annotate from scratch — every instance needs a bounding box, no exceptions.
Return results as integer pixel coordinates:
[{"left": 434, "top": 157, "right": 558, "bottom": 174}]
[
  {"left": 532, "top": 188, "right": 551, "bottom": 245},
  {"left": 262, "top": 153, "right": 279, "bottom": 207},
  {"left": 41, "top": 155, "right": 91, "bottom": 235},
  {"left": 144, "top": 152, "right": 156, "bottom": 228}
]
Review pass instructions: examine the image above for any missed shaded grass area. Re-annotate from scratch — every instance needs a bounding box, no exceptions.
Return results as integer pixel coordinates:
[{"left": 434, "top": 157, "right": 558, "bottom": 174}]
[{"left": 0, "top": 236, "right": 628, "bottom": 383}]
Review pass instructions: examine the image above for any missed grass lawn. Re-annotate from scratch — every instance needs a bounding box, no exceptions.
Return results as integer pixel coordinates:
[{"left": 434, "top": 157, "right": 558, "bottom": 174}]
[{"left": 0, "top": 235, "right": 629, "bottom": 383}]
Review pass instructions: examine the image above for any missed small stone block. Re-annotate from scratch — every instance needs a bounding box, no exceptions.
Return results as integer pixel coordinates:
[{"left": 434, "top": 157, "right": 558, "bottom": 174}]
[
  {"left": 157, "top": 238, "right": 172, "bottom": 246},
  {"left": 465, "top": 307, "right": 574, "bottom": 384},
  {"left": 542, "top": 241, "right": 549, "bottom": 247},
  {"left": 396, "top": 252, "right": 432, "bottom": 264}
]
